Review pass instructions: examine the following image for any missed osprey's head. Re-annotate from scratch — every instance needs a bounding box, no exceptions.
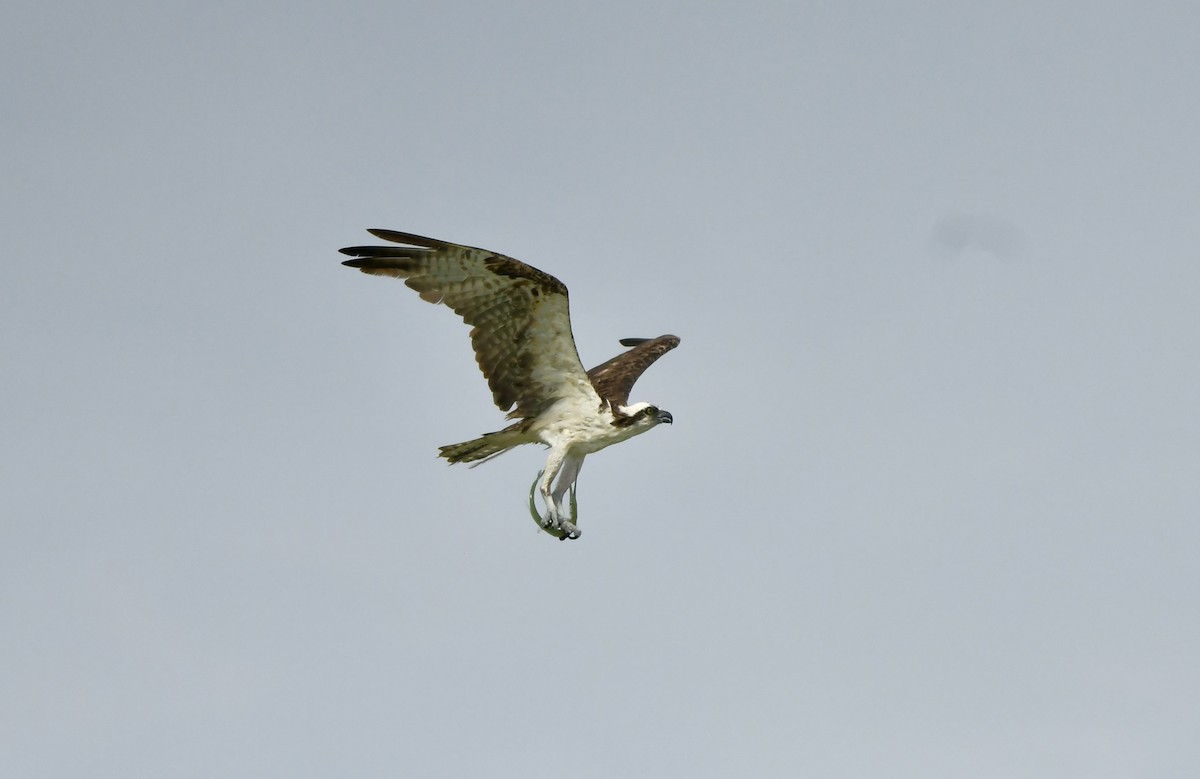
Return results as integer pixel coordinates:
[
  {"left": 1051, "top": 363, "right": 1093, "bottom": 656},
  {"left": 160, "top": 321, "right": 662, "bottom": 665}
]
[{"left": 618, "top": 402, "right": 673, "bottom": 428}]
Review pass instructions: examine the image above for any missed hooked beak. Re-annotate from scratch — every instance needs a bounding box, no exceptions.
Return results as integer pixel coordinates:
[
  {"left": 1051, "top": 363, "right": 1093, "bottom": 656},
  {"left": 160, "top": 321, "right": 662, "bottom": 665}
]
[{"left": 656, "top": 410, "right": 673, "bottom": 425}]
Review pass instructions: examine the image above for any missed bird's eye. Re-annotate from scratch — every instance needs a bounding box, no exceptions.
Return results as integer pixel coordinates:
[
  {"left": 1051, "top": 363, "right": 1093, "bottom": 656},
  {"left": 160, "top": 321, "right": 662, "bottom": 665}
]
[{"left": 644, "top": 407, "right": 657, "bottom": 416}]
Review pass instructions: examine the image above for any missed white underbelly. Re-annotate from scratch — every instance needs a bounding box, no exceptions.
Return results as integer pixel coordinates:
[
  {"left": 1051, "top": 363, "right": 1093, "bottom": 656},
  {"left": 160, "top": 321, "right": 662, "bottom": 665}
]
[{"left": 533, "top": 397, "right": 645, "bottom": 454}]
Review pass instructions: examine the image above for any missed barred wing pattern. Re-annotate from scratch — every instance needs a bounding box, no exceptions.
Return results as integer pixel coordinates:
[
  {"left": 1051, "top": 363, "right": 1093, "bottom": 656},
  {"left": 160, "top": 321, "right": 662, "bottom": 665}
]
[{"left": 340, "top": 229, "right": 599, "bottom": 419}]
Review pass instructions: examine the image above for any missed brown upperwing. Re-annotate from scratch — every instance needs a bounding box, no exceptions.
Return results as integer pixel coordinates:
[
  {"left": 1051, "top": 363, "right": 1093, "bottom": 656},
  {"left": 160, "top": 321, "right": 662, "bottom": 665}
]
[{"left": 586, "top": 335, "right": 681, "bottom": 408}]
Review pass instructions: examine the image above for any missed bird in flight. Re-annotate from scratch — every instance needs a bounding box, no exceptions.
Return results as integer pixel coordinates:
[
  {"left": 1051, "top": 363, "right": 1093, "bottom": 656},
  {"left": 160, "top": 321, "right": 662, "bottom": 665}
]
[{"left": 340, "top": 229, "right": 679, "bottom": 540}]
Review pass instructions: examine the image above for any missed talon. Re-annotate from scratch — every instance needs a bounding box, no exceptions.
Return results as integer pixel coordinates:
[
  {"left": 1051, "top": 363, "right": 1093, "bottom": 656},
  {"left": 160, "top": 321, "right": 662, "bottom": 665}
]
[{"left": 560, "top": 520, "right": 581, "bottom": 540}]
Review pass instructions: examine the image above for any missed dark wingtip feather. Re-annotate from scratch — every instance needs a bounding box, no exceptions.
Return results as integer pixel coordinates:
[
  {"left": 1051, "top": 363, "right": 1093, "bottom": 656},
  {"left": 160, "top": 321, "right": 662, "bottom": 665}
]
[
  {"left": 366, "top": 228, "right": 446, "bottom": 248},
  {"left": 619, "top": 334, "right": 680, "bottom": 347}
]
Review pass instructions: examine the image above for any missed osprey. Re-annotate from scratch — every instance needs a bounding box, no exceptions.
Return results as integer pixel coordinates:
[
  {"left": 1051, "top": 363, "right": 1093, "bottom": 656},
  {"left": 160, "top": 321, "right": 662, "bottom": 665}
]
[{"left": 340, "top": 229, "right": 679, "bottom": 540}]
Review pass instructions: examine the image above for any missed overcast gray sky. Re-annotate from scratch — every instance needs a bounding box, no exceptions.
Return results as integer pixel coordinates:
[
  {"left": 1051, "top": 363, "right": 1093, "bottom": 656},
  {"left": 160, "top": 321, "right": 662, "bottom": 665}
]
[{"left": 3, "top": 1, "right": 1198, "bottom": 776}]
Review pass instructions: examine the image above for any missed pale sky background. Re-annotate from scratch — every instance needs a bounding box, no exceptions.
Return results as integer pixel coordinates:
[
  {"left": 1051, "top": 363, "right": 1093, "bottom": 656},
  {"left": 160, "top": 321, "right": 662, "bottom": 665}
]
[{"left": 3, "top": 1, "right": 1198, "bottom": 776}]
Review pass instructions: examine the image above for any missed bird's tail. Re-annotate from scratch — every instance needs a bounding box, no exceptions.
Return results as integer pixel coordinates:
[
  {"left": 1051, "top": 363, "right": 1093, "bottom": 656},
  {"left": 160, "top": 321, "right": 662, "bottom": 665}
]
[{"left": 439, "top": 421, "right": 534, "bottom": 466}]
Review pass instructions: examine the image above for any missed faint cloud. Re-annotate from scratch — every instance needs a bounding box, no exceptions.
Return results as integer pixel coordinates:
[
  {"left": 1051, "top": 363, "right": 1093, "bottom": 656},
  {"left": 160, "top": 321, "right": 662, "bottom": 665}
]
[{"left": 928, "top": 212, "right": 1029, "bottom": 262}]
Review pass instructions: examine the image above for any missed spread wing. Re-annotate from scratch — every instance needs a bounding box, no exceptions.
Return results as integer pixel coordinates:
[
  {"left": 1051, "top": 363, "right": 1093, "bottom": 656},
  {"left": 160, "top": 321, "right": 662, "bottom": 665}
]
[
  {"left": 340, "top": 229, "right": 598, "bottom": 418},
  {"left": 586, "top": 335, "right": 680, "bottom": 408}
]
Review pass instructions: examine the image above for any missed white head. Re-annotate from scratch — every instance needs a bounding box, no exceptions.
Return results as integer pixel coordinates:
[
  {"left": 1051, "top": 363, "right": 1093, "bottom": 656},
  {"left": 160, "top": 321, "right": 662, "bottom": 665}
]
[{"left": 616, "top": 401, "right": 674, "bottom": 427}]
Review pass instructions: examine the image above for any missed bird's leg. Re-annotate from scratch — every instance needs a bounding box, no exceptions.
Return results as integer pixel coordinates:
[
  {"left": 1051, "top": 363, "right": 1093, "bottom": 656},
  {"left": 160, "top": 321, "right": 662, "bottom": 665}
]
[
  {"left": 530, "top": 449, "right": 584, "bottom": 540},
  {"left": 538, "top": 450, "right": 566, "bottom": 532},
  {"left": 551, "top": 455, "right": 584, "bottom": 540}
]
